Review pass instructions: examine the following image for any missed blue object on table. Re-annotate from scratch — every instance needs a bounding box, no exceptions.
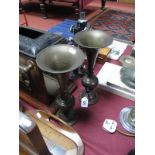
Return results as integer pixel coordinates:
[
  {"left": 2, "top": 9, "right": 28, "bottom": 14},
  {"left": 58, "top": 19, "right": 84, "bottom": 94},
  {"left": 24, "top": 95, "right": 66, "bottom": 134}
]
[{"left": 48, "top": 19, "right": 77, "bottom": 40}]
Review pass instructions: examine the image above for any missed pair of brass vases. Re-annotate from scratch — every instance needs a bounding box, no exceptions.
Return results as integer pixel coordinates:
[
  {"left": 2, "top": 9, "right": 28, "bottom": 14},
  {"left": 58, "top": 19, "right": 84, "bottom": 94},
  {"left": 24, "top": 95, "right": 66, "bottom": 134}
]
[{"left": 36, "top": 30, "right": 113, "bottom": 125}]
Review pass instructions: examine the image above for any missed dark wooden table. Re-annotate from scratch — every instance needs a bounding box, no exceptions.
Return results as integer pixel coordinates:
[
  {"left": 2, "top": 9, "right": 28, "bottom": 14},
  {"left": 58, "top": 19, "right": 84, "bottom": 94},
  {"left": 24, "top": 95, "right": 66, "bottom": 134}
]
[{"left": 39, "top": 0, "right": 107, "bottom": 19}]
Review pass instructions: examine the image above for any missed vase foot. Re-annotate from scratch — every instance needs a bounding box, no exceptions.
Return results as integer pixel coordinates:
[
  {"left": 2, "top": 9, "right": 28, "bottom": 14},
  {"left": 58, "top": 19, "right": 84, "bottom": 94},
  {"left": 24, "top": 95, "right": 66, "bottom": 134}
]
[
  {"left": 80, "top": 90, "right": 98, "bottom": 106},
  {"left": 56, "top": 109, "right": 78, "bottom": 126}
]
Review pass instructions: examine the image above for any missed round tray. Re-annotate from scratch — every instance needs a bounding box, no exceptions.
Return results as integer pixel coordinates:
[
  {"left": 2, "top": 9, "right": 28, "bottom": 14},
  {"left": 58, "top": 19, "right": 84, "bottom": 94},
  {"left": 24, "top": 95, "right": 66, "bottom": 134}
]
[{"left": 119, "top": 106, "right": 135, "bottom": 134}]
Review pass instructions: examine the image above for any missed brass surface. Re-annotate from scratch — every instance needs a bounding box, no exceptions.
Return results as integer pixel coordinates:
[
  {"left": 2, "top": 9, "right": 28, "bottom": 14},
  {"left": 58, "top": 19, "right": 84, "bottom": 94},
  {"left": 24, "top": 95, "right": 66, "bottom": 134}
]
[
  {"left": 73, "top": 29, "right": 113, "bottom": 105},
  {"left": 119, "top": 106, "right": 135, "bottom": 134},
  {"left": 36, "top": 44, "right": 85, "bottom": 124},
  {"left": 119, "top": 55, "right": 135, "bottom": 67},
  {"left": 36, "top": 44, "right": 85, "bottom": 74},
  {"left": 120, "top": 66, "right": 135, "bottom": 89},
  {"left": 74, "top": 29, "right": 113, "bottom": 49}
]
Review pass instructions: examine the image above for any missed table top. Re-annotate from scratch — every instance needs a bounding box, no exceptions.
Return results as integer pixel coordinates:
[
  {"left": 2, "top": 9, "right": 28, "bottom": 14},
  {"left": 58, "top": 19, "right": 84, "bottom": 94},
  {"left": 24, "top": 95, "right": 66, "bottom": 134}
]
[
  {"left": 72, "top": 45, "right": 134, "bottom": 155},
  {"left": 20, "top": 45, "right": 135, "bottom": 155}
]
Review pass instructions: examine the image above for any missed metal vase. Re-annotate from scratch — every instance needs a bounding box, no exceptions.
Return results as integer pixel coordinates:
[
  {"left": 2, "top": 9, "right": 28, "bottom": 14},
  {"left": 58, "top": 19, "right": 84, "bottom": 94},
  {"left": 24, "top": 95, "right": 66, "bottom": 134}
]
[
  {"left": 36, "top": 44, "right": 85, "bottom": 125},
  {"left": 74, "top": 30, "right": 113, "bottom": 105}
]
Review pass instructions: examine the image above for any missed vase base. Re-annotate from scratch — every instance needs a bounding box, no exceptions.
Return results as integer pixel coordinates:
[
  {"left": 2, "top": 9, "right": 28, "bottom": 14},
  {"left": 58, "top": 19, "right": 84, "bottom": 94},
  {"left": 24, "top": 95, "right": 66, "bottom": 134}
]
[
  {"left": 56, "top": 109, "right": 78, "bottom": 126},
  {"left": 80, "top": 90, "right": 98, "bottom": 105}
]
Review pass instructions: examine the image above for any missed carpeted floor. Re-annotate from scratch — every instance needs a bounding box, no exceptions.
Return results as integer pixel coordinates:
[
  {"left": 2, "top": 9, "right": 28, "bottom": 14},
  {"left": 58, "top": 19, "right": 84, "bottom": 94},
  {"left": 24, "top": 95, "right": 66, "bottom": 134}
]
[
  {"left": 90, "top": 9, "right": 135, "bottom": 43},
  {"left": 20, "top": 1, "right": 135, "bottom": 43},
  {"left": 19, "top": 1, "right": 102, "bottom": 30},
  {"left": 20, "top": 1, "right": 135, "bottom": 31}
]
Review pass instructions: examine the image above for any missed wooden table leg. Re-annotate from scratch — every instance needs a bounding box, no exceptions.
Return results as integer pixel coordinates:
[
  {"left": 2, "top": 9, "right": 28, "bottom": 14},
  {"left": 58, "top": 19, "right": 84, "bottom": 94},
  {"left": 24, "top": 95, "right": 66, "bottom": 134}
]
[
  {"left": 73, "top": 1, "right": 80, "bottom": 19},
  {"left": 19, "top": 0, "right": 29, "bottom": 26},
  {"left": 101, "top": 0, "right": 106, "bottom": 9},
  {"left": 40, "top": 0, "right": 48, "bottom": 19}
]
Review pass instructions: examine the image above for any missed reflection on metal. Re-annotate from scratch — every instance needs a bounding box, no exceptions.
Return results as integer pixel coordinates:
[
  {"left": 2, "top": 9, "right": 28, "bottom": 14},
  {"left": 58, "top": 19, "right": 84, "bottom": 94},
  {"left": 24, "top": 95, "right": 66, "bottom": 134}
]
[
  {"left": 120, "top": 66, "right": 135, "bottom": 89},
  {"left": 36, "top": 44, "right": 85, "bottom": 125},
  {"left": 119, "top": 106, "right": 135, "bottom": 134},
  {"left": 119, "top": 55, "right": 135, "bottom": 67},
  {"left": 74, "top": 29, "right": 113, "bottom": 105},
  {"left": 119, "top": 55, "right": 135, "bottom": 89}
]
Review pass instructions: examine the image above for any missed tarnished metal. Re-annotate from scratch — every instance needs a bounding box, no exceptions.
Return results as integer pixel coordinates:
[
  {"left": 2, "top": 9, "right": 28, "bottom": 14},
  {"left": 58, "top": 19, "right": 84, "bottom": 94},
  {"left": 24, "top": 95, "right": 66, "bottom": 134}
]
[
  {"left": 119, "top": 55, "right": 135, "bottom": 67},
  {"left": 119, "top": 106, "right": 135, "bottom": 134},
  {"left": 119, "top": 55, "right": 135, "bottom": 89},
  {"left": 36, "top": 44, "right": 85, "bottom": 125},
  {"left": 120, "top": 66, "right": 135, "bottom": 89},
  {"left": 36, "top": 44, "right": 85, "bottom": 74},
  {"left": 19, "top": 60, "right": 35, "bottom": 73},
  {"left": 73, "top": 30, "right": 113, "bottom": 105},
  {"left": 74, "top": 29, "right": 113, "bottom": 49}
]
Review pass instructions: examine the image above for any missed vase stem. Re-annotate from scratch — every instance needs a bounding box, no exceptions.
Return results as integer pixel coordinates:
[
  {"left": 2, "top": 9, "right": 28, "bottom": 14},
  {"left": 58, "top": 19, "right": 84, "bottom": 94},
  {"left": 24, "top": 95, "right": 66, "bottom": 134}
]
[
  {"left": 56, "top": 73, "right": 69, "bottom": 100},
  {"left": 86, "top": 48, "right": 98, "bottom": 77}
]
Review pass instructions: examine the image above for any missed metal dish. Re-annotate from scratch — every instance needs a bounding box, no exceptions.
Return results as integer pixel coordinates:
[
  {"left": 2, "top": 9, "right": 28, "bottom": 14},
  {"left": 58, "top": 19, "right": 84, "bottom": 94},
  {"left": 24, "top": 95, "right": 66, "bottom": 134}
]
[
  {"left": 119, "top": 106, "right": 135, "bottom": 134},
  {"left": 120, "top": 66, "right": 135, "bottom": 89},
  {"left": 119, "top": 55, "right": 135, "bottom": 67}
]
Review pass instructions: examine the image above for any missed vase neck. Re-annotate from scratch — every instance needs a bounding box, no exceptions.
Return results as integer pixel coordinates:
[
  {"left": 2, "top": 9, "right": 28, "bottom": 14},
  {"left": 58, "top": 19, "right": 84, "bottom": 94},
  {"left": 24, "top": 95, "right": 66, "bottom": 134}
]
[{"left": 85, "top": 48, "right": 98, "bottom": 77}]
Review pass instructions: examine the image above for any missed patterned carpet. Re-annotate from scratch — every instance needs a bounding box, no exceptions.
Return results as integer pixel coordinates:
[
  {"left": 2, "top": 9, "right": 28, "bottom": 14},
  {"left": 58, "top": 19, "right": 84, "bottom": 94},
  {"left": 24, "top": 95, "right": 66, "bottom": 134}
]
[{"left": 90, "top": 9, "right": 135, "bottom": 43}]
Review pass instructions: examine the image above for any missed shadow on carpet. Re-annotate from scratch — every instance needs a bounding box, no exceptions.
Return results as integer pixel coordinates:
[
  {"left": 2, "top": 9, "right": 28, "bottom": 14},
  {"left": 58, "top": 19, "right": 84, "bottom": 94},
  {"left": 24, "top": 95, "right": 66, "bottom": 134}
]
[{"left": 90, "top": 9, "right": 135, "bottom": 44}]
